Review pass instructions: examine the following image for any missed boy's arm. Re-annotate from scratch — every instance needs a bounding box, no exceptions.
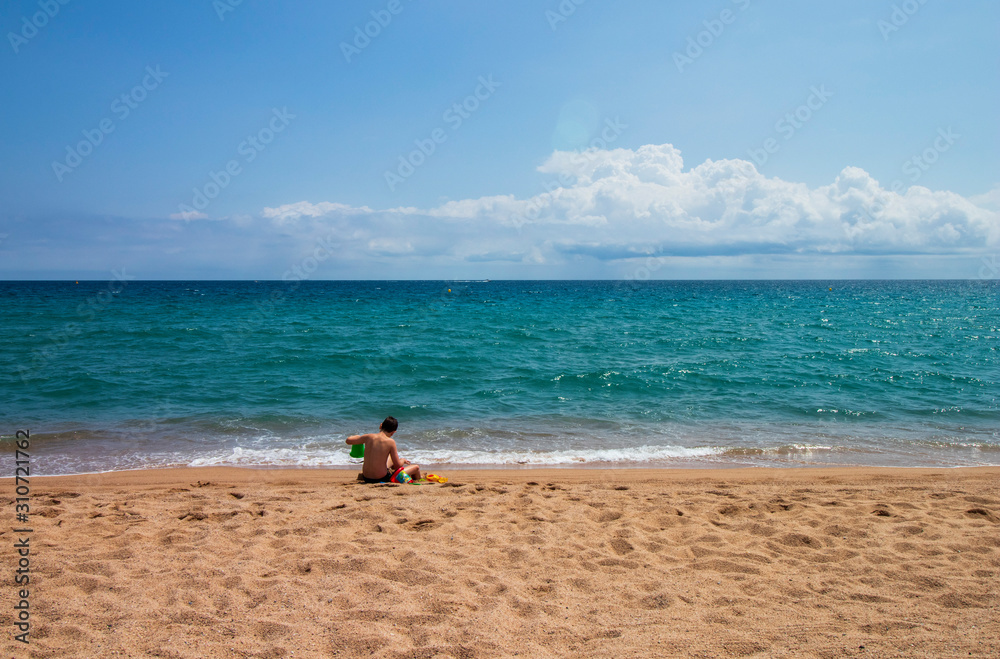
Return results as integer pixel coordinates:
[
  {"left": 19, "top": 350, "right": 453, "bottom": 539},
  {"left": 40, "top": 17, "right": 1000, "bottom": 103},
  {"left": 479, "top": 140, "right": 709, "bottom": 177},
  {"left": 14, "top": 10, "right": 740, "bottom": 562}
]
[
  {"left": 387, "top": 442, "right": 404, "bottom": 471},
  {"left": 346, "top": 433, "right": 374, "bottom": 445}
]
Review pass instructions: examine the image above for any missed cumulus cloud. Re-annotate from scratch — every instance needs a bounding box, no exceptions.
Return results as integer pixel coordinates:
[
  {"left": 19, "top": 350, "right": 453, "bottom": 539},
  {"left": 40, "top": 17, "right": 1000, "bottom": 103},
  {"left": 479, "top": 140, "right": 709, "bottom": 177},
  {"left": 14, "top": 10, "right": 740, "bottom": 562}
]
[
  {"left": 259, "top": 143, "right": 998, "bottom": 266},
  {"left": 971, "top": 185, "right": 1000, "bottom": 212}
]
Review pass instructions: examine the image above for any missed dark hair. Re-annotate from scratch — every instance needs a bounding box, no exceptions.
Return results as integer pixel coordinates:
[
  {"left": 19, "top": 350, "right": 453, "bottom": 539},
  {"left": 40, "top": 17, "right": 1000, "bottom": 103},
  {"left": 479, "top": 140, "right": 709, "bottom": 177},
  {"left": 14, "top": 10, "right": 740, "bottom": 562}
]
[{"left": 380, "top": 416, "right": 398, "bottom": 433}]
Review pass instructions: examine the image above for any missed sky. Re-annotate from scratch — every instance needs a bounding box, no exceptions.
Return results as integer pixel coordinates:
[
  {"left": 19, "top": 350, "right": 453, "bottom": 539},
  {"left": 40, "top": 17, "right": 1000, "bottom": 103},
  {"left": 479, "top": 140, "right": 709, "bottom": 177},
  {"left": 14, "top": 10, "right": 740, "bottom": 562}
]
[{"left": 1, "top": 0, "right": 998, "bottom": 280}]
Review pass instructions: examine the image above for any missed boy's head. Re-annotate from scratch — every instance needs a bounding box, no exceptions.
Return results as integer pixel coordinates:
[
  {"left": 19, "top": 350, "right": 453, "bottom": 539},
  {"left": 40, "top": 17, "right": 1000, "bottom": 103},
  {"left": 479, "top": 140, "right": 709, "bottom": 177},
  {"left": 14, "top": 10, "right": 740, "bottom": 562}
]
[{"left": 380, "top": 416, "right": 398, "bottom": 434}]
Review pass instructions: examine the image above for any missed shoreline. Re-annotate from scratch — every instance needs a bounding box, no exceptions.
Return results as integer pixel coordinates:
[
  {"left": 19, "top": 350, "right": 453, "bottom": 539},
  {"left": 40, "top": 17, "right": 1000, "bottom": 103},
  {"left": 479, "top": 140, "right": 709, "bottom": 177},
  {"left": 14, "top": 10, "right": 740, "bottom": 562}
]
[
  {"left": 17, "top": 463, "right": 1000, "bottom": 486},
  {"left": 19, "top": 459, "right": 1000, "bottom": 480}
]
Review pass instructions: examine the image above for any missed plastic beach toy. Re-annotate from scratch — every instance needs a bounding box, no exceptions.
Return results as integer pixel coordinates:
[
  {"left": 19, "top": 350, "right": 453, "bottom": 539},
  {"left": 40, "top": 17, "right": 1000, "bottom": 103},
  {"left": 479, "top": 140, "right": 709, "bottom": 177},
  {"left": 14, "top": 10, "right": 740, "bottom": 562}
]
[
  {"left": 426, "top": 474, "right": 448, "bottom": 483},
  {"left": 349, "top": 443, "right": 364, "bottom": 458}
]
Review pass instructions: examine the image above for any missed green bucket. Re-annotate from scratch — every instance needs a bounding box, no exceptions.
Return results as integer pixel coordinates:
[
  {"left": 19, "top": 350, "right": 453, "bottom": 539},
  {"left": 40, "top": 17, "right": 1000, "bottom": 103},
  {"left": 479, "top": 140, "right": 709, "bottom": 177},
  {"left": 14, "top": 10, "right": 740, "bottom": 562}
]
[{"left": 349, "top": 443, "right": 365, "bottom": 458}]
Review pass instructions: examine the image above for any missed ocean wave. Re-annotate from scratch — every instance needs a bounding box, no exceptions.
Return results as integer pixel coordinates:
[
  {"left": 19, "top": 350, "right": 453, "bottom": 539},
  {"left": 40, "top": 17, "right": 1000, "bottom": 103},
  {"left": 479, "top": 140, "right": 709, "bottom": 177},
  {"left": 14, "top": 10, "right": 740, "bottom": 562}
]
[
  {"left": 405, "top": 445, "right": 725, "bottom": 465},
  {"left": 718, "top": 444, "right": 835, "bottom": 457},
  {"left": 184, "top": 445, "right": 728, "bottom": 468}
]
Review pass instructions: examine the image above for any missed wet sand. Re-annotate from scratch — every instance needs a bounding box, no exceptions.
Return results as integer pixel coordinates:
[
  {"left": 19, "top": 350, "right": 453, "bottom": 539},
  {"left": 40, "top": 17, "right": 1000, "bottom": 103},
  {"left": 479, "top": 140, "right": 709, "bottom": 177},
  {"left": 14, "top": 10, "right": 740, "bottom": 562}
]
[{"left": 5, "top": 466, "right": 999, "bottom": 658}]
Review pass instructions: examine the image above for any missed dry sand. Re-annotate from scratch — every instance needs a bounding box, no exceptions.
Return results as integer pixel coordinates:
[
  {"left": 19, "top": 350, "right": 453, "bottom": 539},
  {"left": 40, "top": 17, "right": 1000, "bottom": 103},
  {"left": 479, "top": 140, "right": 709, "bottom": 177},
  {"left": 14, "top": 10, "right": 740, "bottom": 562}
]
[{"left": 4, "top": 466, "right": 999, "bottom": 658}]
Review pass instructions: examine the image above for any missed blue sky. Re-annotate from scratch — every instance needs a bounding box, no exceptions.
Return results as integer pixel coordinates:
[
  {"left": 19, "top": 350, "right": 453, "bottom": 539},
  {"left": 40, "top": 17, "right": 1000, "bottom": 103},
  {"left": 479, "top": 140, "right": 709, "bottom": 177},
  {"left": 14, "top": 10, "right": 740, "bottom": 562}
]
[{"left": 1, "top": 0, "right": 997, "bottom": 279}]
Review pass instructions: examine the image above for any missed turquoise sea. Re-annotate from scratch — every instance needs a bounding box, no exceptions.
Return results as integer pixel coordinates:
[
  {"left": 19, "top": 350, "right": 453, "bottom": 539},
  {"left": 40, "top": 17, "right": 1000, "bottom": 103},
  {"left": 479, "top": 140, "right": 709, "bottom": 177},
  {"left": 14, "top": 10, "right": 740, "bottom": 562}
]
[{"left": 1, "top": 280, "right": 997, "bottom": 475}]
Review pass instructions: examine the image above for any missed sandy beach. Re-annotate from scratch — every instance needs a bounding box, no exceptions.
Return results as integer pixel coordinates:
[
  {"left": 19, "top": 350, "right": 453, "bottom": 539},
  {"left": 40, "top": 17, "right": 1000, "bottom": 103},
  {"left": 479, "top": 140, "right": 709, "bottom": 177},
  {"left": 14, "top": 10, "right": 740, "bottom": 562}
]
[{"left": 5, "top": 466, "right": 999, "bottom": 658}]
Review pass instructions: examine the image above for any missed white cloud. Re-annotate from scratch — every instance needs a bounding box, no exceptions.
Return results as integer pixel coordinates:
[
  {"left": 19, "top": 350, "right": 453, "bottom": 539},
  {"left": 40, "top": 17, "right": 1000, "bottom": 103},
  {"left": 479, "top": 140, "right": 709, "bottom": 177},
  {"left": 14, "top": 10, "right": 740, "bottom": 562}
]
[
  {"left": 258, "top": 143, "right": 999, "bottom": 266},
  {"left": 367, "top": 238, "right": 414, "bottom": 255},
  {"left": 169, "top": 209, "right": 209, "bottom": 221},
  {"left": 261, "top": 201, "right": 371, "bottom": 225},
  {"left": 971, "top": 184, "right": 1000, "bottom": 212}
]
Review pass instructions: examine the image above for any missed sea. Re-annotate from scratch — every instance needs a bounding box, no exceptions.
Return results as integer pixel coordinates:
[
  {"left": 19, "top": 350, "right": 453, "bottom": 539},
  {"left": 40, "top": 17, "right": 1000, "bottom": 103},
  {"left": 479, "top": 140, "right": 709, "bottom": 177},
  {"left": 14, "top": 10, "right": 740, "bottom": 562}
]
[{"left": 1, "top": 280, "right": 997, "bottom": 475}]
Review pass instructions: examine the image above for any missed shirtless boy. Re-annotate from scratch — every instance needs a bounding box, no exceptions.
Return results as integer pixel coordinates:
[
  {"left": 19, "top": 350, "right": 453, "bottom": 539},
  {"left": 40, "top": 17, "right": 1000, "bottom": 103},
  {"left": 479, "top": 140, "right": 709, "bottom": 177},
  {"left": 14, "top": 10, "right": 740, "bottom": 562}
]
[{"left": 346, "top": 416, "right": 422, "bottom": 483}]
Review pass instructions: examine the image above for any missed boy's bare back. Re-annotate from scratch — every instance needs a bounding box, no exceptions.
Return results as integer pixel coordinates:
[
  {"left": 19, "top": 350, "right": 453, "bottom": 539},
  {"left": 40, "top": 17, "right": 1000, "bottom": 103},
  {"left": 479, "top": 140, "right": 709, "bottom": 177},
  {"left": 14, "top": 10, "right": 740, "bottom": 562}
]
[
  {"left": 346, "top": 416, "right": 421, "bottom": 482},
  {"left": 357, "top": 431, "right": 401, "bottom": 479}
]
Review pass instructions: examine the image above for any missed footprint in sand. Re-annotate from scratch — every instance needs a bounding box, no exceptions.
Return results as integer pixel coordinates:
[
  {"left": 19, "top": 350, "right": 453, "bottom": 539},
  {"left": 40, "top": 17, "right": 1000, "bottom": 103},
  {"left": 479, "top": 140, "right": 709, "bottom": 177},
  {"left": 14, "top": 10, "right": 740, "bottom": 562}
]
[
  {"left": 778, "top": 533, "right": 823, "bottom": 549},
  {"left": 965, "top": 508, "right": 999, "bottom": 523},
  {"left": 609, "top": 538, "right": 634, "bottom": 555}
]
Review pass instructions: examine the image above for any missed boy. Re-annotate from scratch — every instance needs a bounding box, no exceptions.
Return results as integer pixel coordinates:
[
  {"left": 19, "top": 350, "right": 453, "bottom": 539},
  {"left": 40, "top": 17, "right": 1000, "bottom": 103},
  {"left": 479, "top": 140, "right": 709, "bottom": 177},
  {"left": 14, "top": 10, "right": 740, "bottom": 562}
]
[{"left": 346, "top": 416, "right": 422, "bottom": 483}]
